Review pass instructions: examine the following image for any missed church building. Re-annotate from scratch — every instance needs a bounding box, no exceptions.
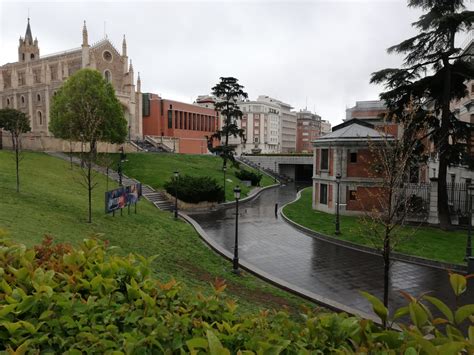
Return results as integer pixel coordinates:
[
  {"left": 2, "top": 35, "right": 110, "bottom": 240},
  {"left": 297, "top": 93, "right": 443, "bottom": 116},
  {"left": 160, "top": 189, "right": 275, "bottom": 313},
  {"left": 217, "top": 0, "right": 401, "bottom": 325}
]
[{"left": 0, "top": 19, "right": 142, "bottom": 151}]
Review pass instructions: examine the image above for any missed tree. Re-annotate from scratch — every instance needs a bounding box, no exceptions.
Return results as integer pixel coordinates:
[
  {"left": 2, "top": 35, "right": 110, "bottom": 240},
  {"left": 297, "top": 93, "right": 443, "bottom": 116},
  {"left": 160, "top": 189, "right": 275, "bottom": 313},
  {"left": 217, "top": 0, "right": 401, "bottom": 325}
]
[
  {"left": 361, "top": 109, "right": 427, "bottom": 326},
  {"left": 207, "top": 77, "right": 248, "bottom": 168},
  {"left": 50, "top": 68, "right": 127, "bottom": 223},
  {"left": 370, "top": 0, "right": 474, "bottom": 228},
  {"left": 0, "top": 108, "right": 31, "bottom": 192}
]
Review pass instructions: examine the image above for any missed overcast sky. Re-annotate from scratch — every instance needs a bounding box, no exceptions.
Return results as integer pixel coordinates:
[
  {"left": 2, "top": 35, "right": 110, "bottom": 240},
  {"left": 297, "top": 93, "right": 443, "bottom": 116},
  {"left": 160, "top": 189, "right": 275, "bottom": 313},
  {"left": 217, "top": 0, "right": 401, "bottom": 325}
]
[{"left": 0, "top": 0, "right": 472, "bottom": 126}]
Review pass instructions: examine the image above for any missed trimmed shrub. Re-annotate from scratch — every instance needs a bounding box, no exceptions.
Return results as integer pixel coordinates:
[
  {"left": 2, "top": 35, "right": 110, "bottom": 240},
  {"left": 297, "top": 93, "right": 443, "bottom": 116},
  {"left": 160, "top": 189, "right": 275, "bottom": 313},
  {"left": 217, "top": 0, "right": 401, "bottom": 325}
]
[
  {"left": 164, "top": 175, "right": 224, "bottom": 203},
  {"left": 0, "top": 237, "right": 473, "bottom": 353},
  {"left": 235, "top": 169, "right": 262, "bottom": 186}
]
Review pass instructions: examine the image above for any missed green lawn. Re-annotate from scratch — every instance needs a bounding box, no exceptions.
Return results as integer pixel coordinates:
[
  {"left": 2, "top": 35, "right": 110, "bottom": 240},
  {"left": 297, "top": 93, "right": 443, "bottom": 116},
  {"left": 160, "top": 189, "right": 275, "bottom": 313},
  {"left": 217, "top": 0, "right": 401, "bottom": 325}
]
[
  {"left": 283, "top": 188, "right": 468, "bottom": 265},
  {"left": 102, "top": 153, "right": 275, "bottom": 201},
  {"left": 0, "top": 151, "right": 307, "bottom": 314}
]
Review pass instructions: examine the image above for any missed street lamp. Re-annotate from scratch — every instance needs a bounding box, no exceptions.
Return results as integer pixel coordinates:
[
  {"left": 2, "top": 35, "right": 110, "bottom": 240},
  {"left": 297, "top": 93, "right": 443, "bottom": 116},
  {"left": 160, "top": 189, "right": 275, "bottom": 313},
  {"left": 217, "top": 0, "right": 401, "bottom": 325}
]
[
  {"left": 335, "top": 172, "right": 341, "bottom": 235},
  {"left": 466, "top": 184, "right": 474, "bottom": 260},
  {"left": 223, "top": 165, "right": 227, "bottom": 200},
  {"left": 232, "top": 186, "right": 241, "bottom": 274},
  {"left": 174, "top": 171, "right": 179, "bottom": 219},
  {"left": 117, "top": 147, "right": 127, "bottom": 186},
  {"left": 274, "top": 161, "right": 277, "bottom": 183}
]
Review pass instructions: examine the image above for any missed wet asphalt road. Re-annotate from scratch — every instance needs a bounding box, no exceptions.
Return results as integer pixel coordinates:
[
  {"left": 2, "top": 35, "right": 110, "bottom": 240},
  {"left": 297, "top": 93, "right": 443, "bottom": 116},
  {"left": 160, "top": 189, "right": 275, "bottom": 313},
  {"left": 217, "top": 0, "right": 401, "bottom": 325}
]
[{"left": 190, "top": 183, "right": 473, "bottom": 314}]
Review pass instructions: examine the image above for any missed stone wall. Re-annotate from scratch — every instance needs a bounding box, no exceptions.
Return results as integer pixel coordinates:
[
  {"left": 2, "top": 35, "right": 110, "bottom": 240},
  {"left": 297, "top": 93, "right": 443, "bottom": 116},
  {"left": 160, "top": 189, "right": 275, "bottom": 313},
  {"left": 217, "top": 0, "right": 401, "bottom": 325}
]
[
  {"left": 1, "top": 131, "right": 139, "bottom": 153},
  {"left": 162, "top": 191, "right": 217, "bottom": 211}
]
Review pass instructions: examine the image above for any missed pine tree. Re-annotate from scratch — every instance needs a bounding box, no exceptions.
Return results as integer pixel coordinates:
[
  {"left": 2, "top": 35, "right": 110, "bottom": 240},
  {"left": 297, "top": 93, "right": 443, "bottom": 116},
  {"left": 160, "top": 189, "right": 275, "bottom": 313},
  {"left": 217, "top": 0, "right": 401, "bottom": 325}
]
[
  {"left": 371, "top": 0, "right": 474, "bottom": 228},
  {"left": 208, "top": 77, "right": 248, "bottom": 168}
]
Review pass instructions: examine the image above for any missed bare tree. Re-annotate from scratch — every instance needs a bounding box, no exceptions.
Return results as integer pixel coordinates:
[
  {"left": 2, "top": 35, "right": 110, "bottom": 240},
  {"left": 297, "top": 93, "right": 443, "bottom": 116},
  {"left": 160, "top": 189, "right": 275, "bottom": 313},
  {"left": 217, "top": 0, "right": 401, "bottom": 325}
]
[{"left": 360, "top": 108, "right": 428, "bottom": 326}]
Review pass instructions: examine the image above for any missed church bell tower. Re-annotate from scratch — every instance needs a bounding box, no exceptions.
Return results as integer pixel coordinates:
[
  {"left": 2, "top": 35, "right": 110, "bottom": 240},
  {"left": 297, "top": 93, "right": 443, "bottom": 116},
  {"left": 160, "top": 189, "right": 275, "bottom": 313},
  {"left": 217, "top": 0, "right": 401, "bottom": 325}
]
[{"left": 18, "top": 18, "right": 40, "bottom": 62}]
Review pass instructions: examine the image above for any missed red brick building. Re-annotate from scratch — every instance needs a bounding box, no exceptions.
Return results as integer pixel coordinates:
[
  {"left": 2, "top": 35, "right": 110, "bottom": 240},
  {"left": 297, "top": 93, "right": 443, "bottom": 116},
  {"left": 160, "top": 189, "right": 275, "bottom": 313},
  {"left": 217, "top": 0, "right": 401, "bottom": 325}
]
[
  {"left": 345, "top": 100, "right": 399, "bottom": 137},
  {"left": 142, "top": 93, "right": 219, "bottom": 154},
  {"left": 296, "top": 109, "right": 325, "bottom": 153},
  {"left": 312, "top": 119, "right": 394, "bottom": 215}
]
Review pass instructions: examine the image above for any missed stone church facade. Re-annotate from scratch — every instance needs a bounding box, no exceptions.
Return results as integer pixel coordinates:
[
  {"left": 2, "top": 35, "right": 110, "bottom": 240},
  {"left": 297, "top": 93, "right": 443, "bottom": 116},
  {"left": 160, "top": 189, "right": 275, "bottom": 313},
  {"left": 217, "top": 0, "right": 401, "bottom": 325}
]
[{"left": 0, "top": 19, "right": 142, "bottom": 151}]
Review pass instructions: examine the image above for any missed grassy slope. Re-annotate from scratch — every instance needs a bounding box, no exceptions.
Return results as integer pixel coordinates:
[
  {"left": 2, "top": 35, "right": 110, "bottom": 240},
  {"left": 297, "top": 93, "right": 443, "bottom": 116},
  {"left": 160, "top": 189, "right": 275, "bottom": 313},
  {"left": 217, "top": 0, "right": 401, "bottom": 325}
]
[
  {"left": 283, "top": 188, "right": 467, "bottom": 265},
  {"left": 105, "top": 153, "right": 274, "bottom": 201},
  {"left": 0, "top": 151, "right": 307, "bottom": 314}
]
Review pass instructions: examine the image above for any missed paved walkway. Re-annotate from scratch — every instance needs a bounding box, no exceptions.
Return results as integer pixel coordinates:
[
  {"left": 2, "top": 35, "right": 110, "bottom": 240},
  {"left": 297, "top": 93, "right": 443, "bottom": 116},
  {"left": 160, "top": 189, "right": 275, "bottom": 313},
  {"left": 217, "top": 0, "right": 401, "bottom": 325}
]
[{"left": 190, "top": 183, "right": 473, "bottom": 314}]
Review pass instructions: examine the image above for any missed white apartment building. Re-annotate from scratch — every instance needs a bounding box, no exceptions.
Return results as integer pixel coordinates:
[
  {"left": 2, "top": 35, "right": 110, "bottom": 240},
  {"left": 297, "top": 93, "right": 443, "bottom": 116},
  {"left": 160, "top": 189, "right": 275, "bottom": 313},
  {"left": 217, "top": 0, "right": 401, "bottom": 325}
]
[
  {"left": 257, "top": 96, "right": 297, "bottom": 153},
  {"left": 195, "top": 94, "right": 298, "bottom": 154},
  {"left": 235, "top": 97, "right": 281, "bottom": 154}
]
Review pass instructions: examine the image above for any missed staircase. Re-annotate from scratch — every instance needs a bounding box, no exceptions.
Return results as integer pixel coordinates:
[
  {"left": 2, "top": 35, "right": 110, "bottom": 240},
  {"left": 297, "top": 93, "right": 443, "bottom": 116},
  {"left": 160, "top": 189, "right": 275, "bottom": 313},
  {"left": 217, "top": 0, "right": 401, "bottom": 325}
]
[
  {"left": 143, "top": 189, "right": 175, "bottom": 212},
  {"left": 133, "top": 138, "right": 170, "bottom": 153},
  {"left": 237, "top": 156, "right": 292, "bottom": 183}
]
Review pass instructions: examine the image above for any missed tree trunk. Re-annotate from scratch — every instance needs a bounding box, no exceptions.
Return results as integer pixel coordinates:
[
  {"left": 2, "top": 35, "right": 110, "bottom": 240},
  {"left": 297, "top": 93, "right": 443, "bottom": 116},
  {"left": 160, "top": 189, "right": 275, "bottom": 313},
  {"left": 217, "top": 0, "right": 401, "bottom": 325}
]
[
  {"left": 438, "top": 54, "right": 454, "bottom": 229},
  {"left": 14, "top": 135, "right": 20, "bottom": 193},
  {"left": 69, "top": 140, "right": 73, "bottom": 169},
  {"left": 86, "top": 140, "right": 97, "bottom": 224},
  {"left": 88, "top": 160, "right": 92, "bottom": 223}
]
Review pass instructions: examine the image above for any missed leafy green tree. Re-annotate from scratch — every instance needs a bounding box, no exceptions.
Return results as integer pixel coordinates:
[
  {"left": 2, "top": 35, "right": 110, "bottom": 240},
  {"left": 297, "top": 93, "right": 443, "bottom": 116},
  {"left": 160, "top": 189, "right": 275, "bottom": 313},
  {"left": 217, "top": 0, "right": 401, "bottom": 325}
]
[
  {"left": 208, "top": 77, "right": 248, "bottom": 168},
  {"left": 50, "top": 68, "right": 127, "bottom": 223},
  {"left": 0, "top": 108, "right": 31, "bottom": 192},
  {"left": 371, "top": 0, "right": 474, "bottom": 228}
]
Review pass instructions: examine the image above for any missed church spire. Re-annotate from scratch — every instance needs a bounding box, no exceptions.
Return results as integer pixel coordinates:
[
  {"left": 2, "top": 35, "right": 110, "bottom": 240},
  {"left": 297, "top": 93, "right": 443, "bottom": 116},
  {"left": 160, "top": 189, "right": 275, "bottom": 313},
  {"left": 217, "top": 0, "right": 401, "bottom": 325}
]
[
  {"left": 122, "top": 35, "right": 127, "bottom": 57},
  {"left": 19, "top": 17, "right": 39, "bottom": 62},
  {"left": 82, "top": 20, "right": 88, "bottom": 47},
  {"left": 25, "top": 18, "right": 33, "bottom": 44}
]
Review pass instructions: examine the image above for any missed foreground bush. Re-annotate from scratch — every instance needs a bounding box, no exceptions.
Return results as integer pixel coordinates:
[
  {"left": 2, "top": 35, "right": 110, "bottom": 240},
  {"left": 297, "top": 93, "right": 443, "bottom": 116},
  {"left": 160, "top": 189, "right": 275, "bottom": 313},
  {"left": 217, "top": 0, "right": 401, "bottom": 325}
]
[
  {"left": 0, "top": 237, "right": 473, "bottom": 353},
  {"left": 235, "top": 169, "right": 262, "bottom": 186},
  {"left": 164, "top": 175, "right": 224, "bottom": 203}
]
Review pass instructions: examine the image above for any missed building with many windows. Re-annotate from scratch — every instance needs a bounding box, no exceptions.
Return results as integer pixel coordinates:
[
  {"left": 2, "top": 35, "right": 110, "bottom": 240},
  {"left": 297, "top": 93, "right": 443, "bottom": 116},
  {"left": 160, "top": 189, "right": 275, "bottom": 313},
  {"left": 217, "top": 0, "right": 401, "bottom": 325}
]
[
  {"left": 256, "top": 96, "right": 297, "bottom": 153},
  {"left": 296, "top": 109, "right": 328, "bottom": 153},
  {"left": 0, "top": 19, "right": 142, "bottom": 151},
  {"left": 142, "top": 93, "right": 219, "bottom": 154}
]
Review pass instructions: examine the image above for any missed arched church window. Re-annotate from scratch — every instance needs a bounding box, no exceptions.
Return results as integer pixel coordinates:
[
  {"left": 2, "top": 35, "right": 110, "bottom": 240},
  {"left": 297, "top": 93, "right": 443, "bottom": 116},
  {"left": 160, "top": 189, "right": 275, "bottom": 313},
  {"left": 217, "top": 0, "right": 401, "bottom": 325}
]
[
  {"left": 22, "top": 53, "right": 25, "bottom": 61},
  {"left": 6, "top": 98, "right": 10, "bottom": 107},
  {"left": 104, "top": 70, "right": 111, "bottom": 83},
  {"left": 21, "top": 96, "right": 25, "bottom": 106},
  {"left": 37, "top": 111, "right": 43, "bottom": 126},
  {"left": 31, "top": 54, "right": 35, "bottom": 60},
  {"left": 37, "top": 93, "right": 41, "bottom": 102}
]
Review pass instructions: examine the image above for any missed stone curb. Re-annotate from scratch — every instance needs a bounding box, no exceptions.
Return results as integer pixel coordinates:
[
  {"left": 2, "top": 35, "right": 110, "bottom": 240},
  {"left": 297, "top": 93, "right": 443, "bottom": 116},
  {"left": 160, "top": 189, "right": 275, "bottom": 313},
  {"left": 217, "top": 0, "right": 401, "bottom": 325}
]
[
  {"left": 216, "top": 183, "right": 280, "bottom": 210},
  {"left": 280, "top": 188, "right": 467, "bottom": 274},
  {"left": 178, "top": 211, "right": 381, "bottom": 324}
]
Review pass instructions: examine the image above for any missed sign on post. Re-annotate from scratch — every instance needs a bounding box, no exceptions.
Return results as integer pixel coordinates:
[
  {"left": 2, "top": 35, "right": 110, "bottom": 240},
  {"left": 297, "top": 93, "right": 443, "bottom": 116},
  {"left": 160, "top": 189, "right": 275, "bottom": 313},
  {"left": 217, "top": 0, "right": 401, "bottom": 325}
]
[{"left": 105, "top": 183, "right": 142, "bottom": 214}]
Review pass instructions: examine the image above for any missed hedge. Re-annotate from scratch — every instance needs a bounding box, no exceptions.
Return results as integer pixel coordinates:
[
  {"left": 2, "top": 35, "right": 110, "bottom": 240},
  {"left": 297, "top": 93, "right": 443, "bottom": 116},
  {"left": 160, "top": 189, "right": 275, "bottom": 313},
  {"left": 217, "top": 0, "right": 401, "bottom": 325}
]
[
  {"left": 235, "top": 169, "right": 262, "bottom": 186},
  {"left": 0, "top": 237, "right": 473, "bottom": 353},
  {"left": 164, "top": 175, "right": 224, "bottom": 204}
]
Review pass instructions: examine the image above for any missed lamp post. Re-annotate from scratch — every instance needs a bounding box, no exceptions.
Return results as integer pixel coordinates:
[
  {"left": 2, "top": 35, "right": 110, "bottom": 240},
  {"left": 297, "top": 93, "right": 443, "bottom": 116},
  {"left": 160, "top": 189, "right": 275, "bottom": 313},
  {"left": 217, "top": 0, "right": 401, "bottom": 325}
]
[
  {"left": 117, "top": 147, "right": 127, "bottom": 186},
  {"left": 223, "top": 165, "right": 227, "bottom": 200},
  {"left": 466, "top": 184, "right": 473, "bottom": 260},
  {"left": 232, "top": 186, "right": 241, "bottom": 274},
  {"left": 174, "top": 171, "right": 179, "bottom": 219},
  {"left": 274, "top": 161, "right": 277, "bottom": 183},
  {"left": 335, "top": 172, "right": 341, "bottom": 235}
]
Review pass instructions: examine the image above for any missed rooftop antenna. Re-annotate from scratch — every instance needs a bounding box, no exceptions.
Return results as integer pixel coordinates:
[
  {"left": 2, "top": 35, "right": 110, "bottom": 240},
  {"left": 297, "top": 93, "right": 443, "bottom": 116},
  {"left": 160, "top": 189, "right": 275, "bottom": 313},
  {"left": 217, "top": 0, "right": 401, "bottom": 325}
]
[
  {"left": 305, "top": 97, "right": 308, "bottom": 110},
  {"left": 27, "top": 8, "right": 30, "bottom": 19},
  {"left": 104, "top": 21, "right": 107, "bottom": 38}
]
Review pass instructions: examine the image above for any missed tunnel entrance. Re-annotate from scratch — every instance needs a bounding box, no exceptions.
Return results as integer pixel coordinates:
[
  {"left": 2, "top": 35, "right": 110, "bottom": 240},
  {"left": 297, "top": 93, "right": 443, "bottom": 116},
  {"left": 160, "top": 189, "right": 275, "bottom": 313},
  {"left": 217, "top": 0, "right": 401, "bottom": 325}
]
[{"left": 295, "top": 164, "right": 313, "bottom": 182}]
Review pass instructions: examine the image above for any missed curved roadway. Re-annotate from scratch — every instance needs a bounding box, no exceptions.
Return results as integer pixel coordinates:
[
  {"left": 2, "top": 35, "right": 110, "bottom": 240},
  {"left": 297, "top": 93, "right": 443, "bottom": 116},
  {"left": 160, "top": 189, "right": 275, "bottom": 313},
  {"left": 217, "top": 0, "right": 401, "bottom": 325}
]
[{"left": 190, "top": 184, "right": 472, "bottom": 314}]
